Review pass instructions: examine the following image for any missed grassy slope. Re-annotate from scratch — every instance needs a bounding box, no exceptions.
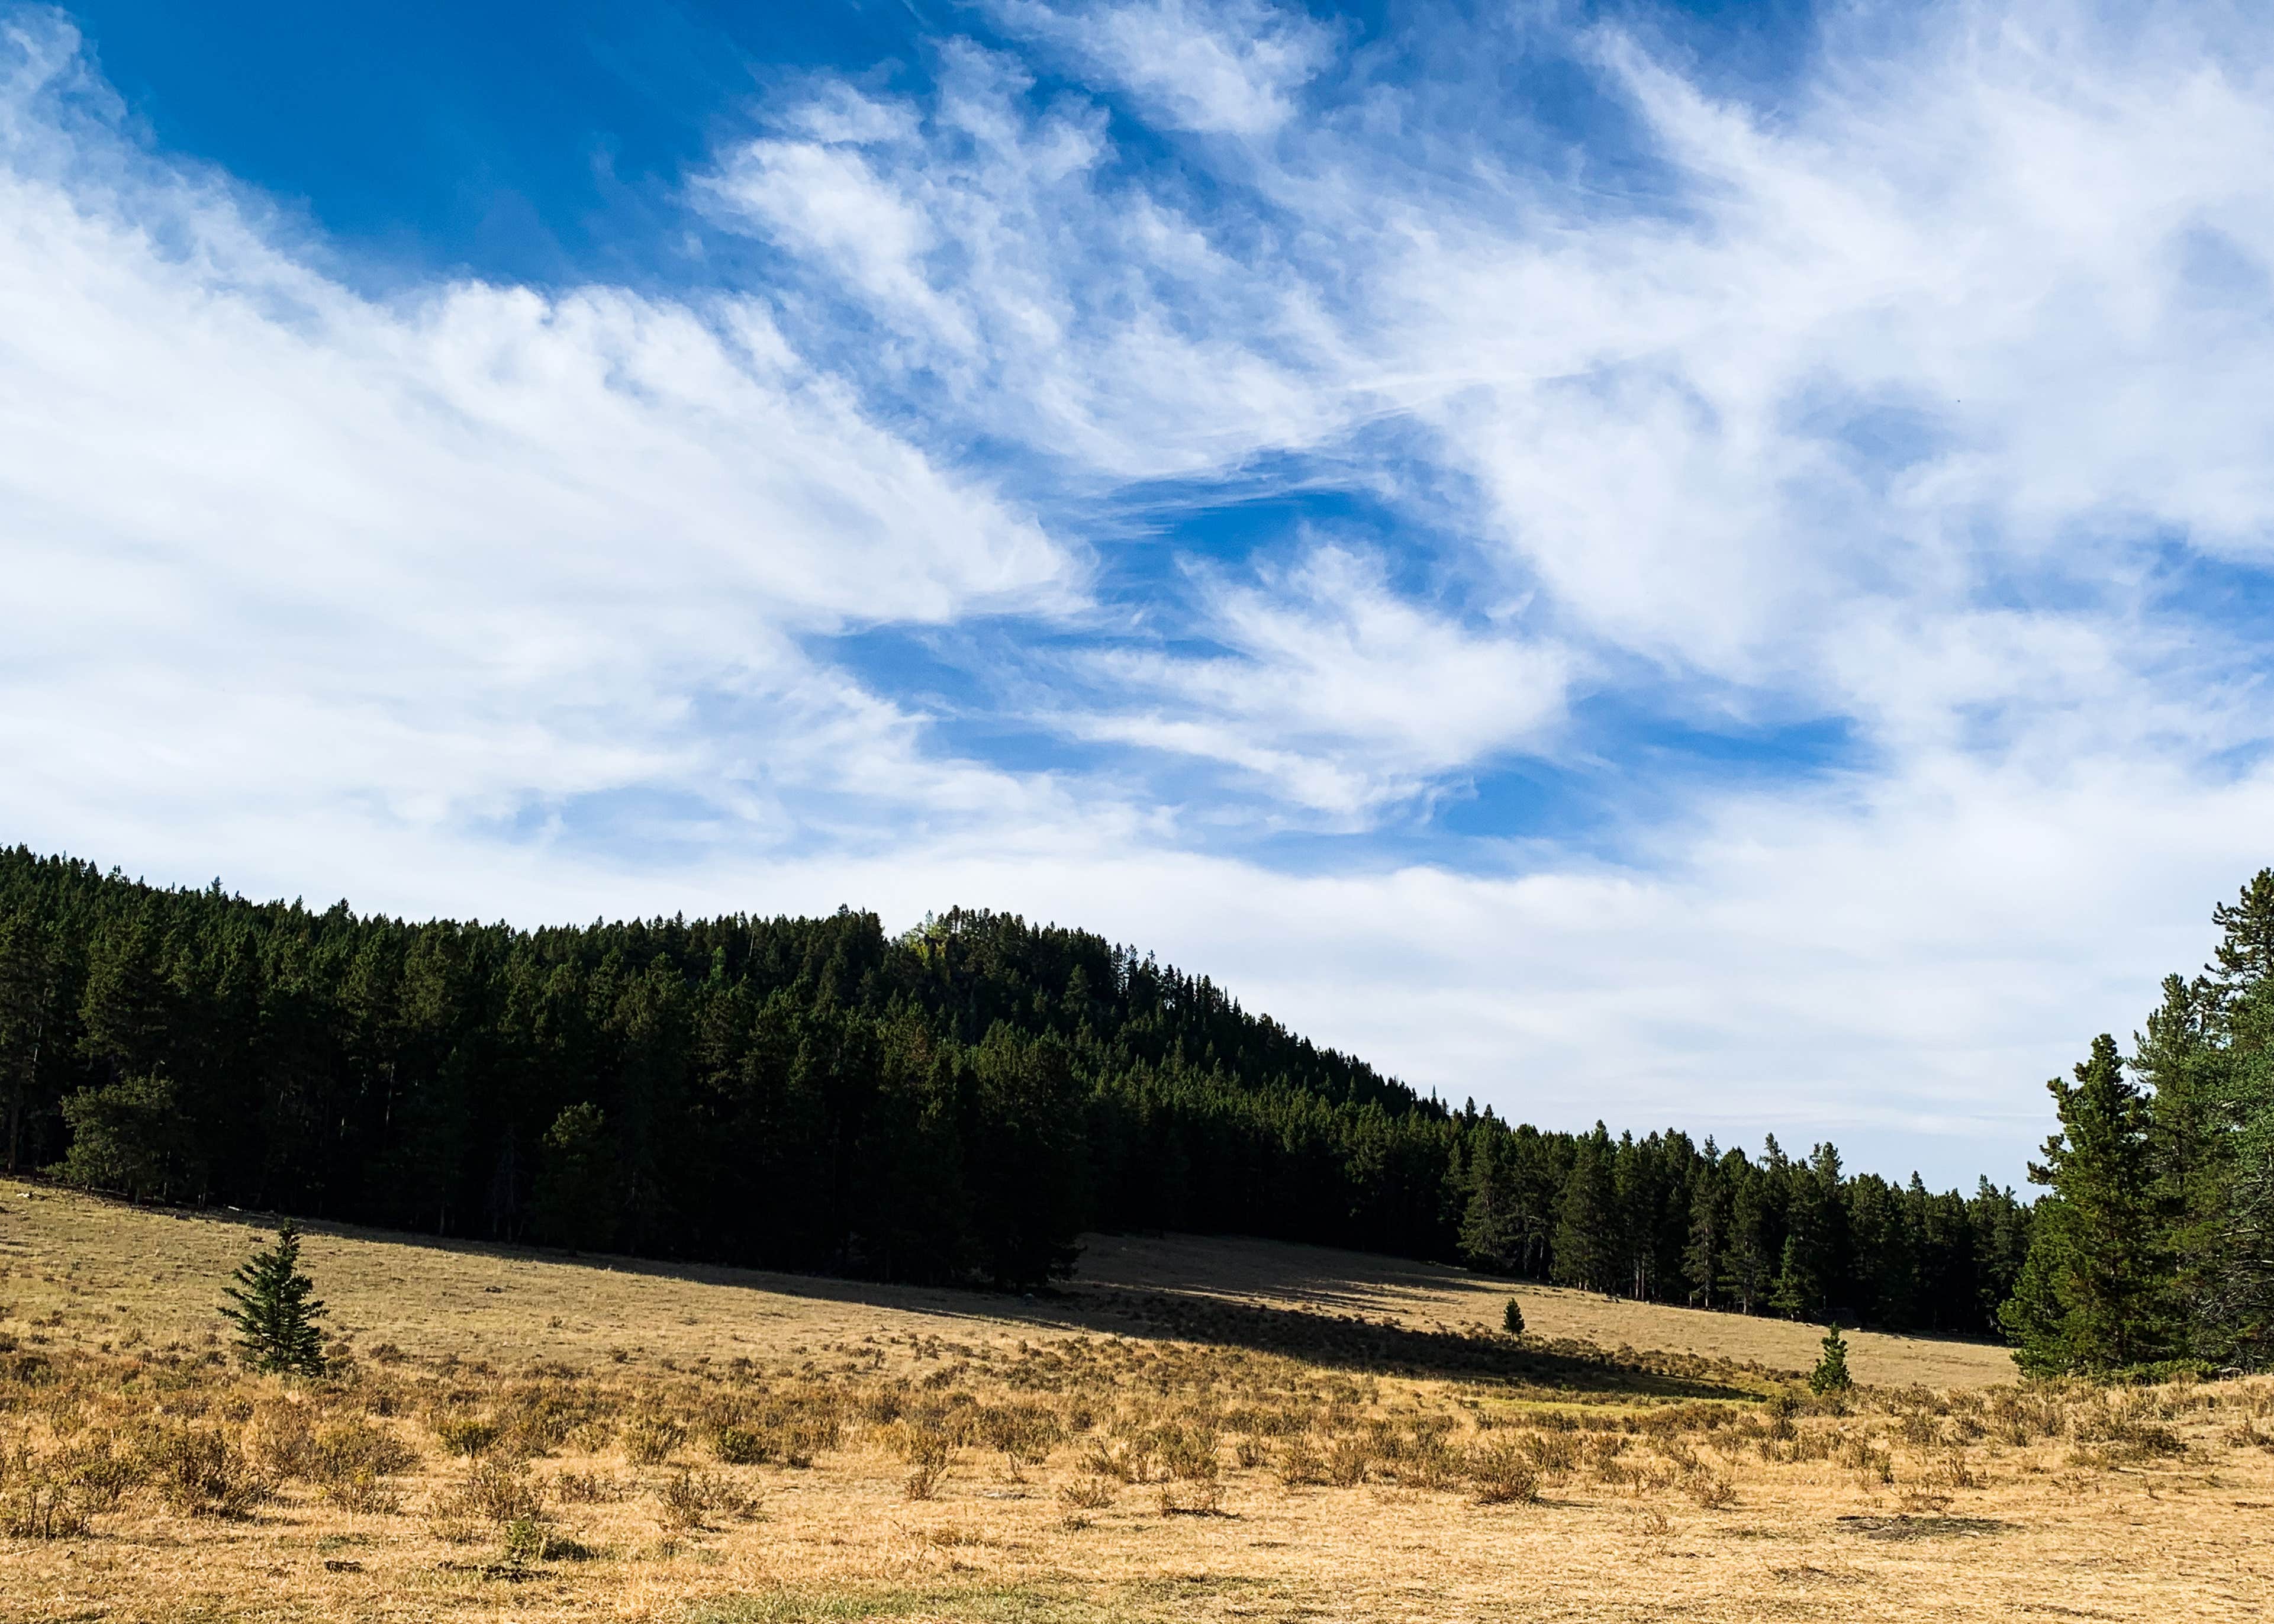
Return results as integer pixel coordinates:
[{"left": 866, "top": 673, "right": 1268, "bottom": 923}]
[
  {"left": 0, "top": 1187, "right": 2011, "bottom": 1388},
  {"left": 2, "top": 1188, "right": 2268, "bottom": 1624}
]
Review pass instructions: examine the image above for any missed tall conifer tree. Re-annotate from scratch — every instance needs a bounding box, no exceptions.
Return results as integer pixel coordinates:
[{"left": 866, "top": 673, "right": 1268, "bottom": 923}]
[
  {"left": 1682, "top": 1146, "right": 1726, "bottom": 1309},
  {"left": 1459, "top": 1130, "right": 1525, "bottom": 1273},
  {"left": 2001, "top": 1035, "right": 2171, "bottom": 1374},
  {"left": 1553, "top": 1124, "right": 1621, "bottom": 1294}
]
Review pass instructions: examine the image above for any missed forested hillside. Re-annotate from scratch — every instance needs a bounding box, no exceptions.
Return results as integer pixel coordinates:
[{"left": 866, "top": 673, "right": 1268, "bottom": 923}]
[{"left": 0, "top": 846, "right": 2027, "bottom": 1330}]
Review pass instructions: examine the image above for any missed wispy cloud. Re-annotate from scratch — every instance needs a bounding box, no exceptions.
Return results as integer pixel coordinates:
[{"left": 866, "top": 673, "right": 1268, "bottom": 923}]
[
  {"left": 984, "top": 0, "right": 1336, "bottom": 135},
  {"left": 698, "top": 43, "right": 1349, "bottom": 482},
  {"left": 8, "top": 0, "right": 2274, "bottom": 1180},
  {"left": 1068, "top": 544, "right": 1573, "bottom": 817},
  {"left": 0, "top": 11, "right": 1079, "bottom": 871}
]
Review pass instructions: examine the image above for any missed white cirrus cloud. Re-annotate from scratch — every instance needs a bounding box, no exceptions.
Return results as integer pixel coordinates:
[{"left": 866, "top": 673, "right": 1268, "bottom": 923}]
[
  {"left": 983, "top": 0, "right": 1336, "bottom": 136},
  {"left": 0, "top": 10, "right": 1081, "bottom": 875},
  {"left": 698, "top": 41, "right": 1352, "bottom": 484},
  {"left": 12, "top": 0, "right": 2274, "bottom": 1187},
  {"left": 1067, "top": 544, "right": 1574, "bottom": 817}
]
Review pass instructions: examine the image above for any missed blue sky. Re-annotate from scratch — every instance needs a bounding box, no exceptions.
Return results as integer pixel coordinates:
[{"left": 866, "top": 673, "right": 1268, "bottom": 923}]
[{"left": 6, "top": 0, "right": 2274, "bottom": 1188}]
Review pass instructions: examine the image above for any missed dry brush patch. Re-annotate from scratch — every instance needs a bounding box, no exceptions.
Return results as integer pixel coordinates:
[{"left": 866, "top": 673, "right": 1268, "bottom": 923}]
[
  {"left": 0, "top": 1193, "right": 2267, "bottom": 1620},
  {"left": 0, "top": 1331, "right": 2267, "bottom": 1622}
]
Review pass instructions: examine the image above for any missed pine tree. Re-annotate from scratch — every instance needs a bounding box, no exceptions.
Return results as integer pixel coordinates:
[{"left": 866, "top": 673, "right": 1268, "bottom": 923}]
[
  {"left": 1682, "top": 1144, "right": 1726, "bottom": 1309},
  {"left": 1771, "top": 1145, "right": 1841, "bottom": 1321},
  {"left": 1459, "top": 1131, "right": 1525, "bottom": 1273},
  {"left": 1969, "top": 1177, "right": 2032, "bottom": 1330},
  {"left": 2202, "top": 981, "right": 2274, "bottom": 1367},
  {"left": 55, "top": 1072, "right": 203, "bottom": 1202},
  {"left": 1502, "top": 1296, "right": 1526, "bottom": 1335},
  {"left": 220, "top": 1222, "right": 328, "bottom": 1375},
  {"left": 1721, "top": 1165, "right": 1774, "bottom": 1314},
  {"left": 2000, "top": 1035, "right": 2171, "bottom": 1374},
  {"left": 2190, "top": 884, "right": 2274, "bottom": 1368},
  {"left": 1809, "top": 1323, "right": 1853, "bottom": 1394},
  {"left": 2207, "top": 1055, "right": 2274, "bottom": 1368},
  {"left": 0, "top": 916, "right": 54, "bottom": 1174},
  {"left": 2134, "top": 973, "right": 2232, "bottom": 1351},
  {"left": 76, "top": 914, "right": 170, "bottom": 1084},
  {"left": 1552, "top": 1124, "right": 1621, "bottom": 1294},
  {"left": 2207, "top": 870, "right": 2274, "bottom": 1005},
  {"left": 533, "top": 1101, "right": 617, "bottom": 1252}
]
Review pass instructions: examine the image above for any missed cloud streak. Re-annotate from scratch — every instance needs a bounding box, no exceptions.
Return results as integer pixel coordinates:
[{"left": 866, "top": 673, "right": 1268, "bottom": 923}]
[
  {"left": 985, "top": 0, "right": 1335, "bottom": 134},
  {"left": 6, "top": 1, "right": 2274, "bottom": 1182},
  {"left": 1070, "top": 544, "right": 1574, "bottom": 817},
  {"left": 0, "top": 10, "right": 1083, "bottom": 870}
]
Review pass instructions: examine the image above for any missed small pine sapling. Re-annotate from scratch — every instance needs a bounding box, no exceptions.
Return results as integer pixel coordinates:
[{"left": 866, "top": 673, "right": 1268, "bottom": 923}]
[
  {"left": 1809, "top": 1323, "right": 1853, "bottom": 1394},
  {"left": 221, "top": 1222, "right": 328, "bottom": 1375},
  {"left": 1502, "top": 1297, "right": 1525, "bottom": 1336}
]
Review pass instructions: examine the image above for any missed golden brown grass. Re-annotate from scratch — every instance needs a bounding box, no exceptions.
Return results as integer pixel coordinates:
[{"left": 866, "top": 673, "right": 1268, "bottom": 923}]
[
  {"left": 1, "top": 1186, "right": 2267, "bottom": 1622},
  {"left": 0, "top": 1185, "right": 2012, "bottom": 1388}
]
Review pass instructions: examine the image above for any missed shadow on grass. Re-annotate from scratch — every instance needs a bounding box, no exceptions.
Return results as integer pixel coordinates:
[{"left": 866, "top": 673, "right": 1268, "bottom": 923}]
[
  {"left": 65, "top": 1187, "right": 1764, "bottom": 1397},
  {"left": 1058, "top": 1289, "right": 1766, "bottom": 1400}
]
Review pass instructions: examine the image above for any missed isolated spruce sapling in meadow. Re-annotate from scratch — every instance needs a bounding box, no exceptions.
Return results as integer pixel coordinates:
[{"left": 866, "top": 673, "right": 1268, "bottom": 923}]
[
  {"left": 1502, "top": 1297, "right": 1525, "bottom": 1336},
  {"left": 1809, "top": 1323, "right": 1853, "bottom": 1394},
  {"left": 220, "top": 1221, "right": 328, "bottom": 1375}
]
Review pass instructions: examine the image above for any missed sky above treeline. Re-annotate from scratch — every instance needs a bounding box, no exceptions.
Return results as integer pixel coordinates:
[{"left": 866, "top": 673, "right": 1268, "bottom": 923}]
[{"left": 4, "top": 0, "right": 2270, "bottom": 1189}]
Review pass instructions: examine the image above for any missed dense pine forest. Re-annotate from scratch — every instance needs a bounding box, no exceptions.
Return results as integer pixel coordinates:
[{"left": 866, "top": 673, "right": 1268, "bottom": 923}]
[
  {"left": 0, "top": 845, "right": 2035, "bottom": 1333},
  {"left": 19, "top": 845, "right": 2271, "bottom": 1371}
]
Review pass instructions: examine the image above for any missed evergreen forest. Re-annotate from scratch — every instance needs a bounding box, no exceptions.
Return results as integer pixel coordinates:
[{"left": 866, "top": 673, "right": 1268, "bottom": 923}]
[{"left": 1, "top": 843, "right": 2265, "bottom": 1368}]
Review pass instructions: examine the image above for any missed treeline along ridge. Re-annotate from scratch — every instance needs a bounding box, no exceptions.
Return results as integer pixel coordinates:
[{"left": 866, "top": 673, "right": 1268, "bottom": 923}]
[
  {"left": 22, "top": 846, "right": 2272, "bottom": 1369},
  {"left": 0, "top": 846, "right": 2038, "bottom": 1333}
]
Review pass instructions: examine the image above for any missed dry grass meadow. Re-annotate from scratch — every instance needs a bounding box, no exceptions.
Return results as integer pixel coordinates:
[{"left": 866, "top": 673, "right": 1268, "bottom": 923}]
[{"left": 1, "top": 1186, "right": 2267, "bottom": 1622}]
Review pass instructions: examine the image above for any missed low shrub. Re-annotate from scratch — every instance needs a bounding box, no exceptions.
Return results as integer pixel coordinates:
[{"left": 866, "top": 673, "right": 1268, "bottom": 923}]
[
  {"left": 1468, "top": 1438, "right": 1539, "bottom": 1505},
  {"left": 621, "top": 1414, "right": 686, "bottom": 1466},
  {"left": 4, "top": 1482, "right": 91, "bottom": 1538},
  {"left": 447, "top": 1459, "right": 544, "bottom": 1525},
  {"left": 140, "top": 1425, "right": 269, "bottom": 1518},
  {"left": 553, "top": 1469, "right": 628, "bottom": 1504},
  {"left": 1059, "top": 1475, "right": 1115, "bottom": 1509},
  {"left": 432, "top": 1416, "right": 500, "bottom": 1459},
  {"left": 1275, "top": 1435, "right": 1325, "bottom": 1487}
]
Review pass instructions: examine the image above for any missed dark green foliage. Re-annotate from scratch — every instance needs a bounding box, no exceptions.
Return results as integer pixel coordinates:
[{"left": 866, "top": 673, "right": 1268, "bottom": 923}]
[
  {"left": 1809, "top": 1325, "right": 1852, "bottom": 1394},
  {"left": 1720, "top": 1162, "right": 1776, "bottom": 1316},
  {"left": 1502, "top": 1297, "right": 1525, "bottom": 1336},
  {"left": 1770, "top": 1145, "right": 1842, "bottom": 1323},
  {"left": 1458, "top": 1127, "right": 1524, "bottom": 1273},
  {"left": 2002, "top": 1036, "right": 2172, "bottom": 1375},
  {"left": 2208, "top": 871, "right": 2274, "bottom": 997},
  {"left": 55, "top": 1074, "right": 202, "bottom": 1201},
  {"left": 2133, "top": 977, "right": 2229, "bottom": 1323},
  {"left": 1552, "top": 1124, "right": 1621, "bottom": 1294},
  {"left": 2189, "top": 879, "right": 2274, "bottom": 1365},
  {"left": 5, "top": 845, "right": 2022, "bottom": 1323},
  {"left": 220, "top": 1222, "right": 328, "bottom": 1375},
  {"left": 1998, "top": 868, "right": 2274, "bottom": 1373},
  {"left": 2209, "top": 1045, "right": 2274, "bottom": 1365},
  {"left": 1682, "top": 1149, "right": 1727, "bottom": 1310},
  {"left": 0, "top": 913, "right": 56, "bottom": 1173},
  {"left": 533, "top": 1103, "right": 617, "bottom": 1252},
  {"left": 965, "top": 1026, "right": 1087, "bottom": 1286}
]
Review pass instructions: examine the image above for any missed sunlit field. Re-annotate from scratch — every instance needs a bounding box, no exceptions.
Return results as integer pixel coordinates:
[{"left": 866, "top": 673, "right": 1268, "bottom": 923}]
[{"left": 2, "top": 1188, "right": 2265, "bottom": 1623}]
